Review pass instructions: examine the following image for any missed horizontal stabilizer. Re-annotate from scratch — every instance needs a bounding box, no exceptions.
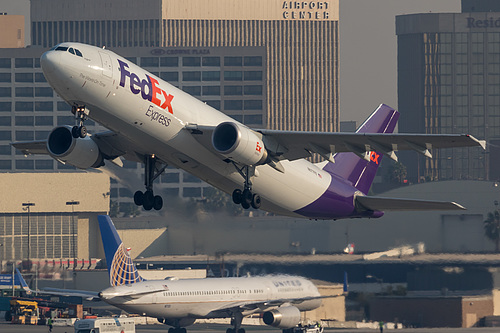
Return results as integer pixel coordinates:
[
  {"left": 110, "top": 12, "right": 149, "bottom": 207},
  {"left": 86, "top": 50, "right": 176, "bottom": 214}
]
[{"left": 356, "top": 195, "right": 466, "bottom": 211}]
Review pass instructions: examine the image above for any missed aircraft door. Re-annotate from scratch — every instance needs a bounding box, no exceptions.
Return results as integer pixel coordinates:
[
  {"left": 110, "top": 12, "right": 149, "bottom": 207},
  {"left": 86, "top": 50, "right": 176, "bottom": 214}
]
[{"left": 99, "top": 52, "right": 113, "bottom": 78}]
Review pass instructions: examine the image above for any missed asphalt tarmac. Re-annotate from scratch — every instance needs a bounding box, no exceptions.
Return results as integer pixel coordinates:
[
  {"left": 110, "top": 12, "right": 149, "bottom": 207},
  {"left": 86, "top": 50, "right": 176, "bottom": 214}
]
[{"left": 1, "top": 322, "right": 500, "bottom": 333}]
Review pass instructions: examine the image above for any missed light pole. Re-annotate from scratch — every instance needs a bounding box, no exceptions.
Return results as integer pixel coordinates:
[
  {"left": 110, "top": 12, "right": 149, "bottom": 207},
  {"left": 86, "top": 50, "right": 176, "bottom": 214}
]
[
  {"left": 22, "top": 202, "right": 35, "bottom": 268},
  {"left": 66, "top": 201, "right": 80, "bottom": 271}
]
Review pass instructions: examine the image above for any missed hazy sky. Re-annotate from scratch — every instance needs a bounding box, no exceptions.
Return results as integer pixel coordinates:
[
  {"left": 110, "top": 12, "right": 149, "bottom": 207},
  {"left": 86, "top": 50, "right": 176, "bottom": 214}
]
[{"left": 0, "top": 0, "right": 462, "bottom": 126}]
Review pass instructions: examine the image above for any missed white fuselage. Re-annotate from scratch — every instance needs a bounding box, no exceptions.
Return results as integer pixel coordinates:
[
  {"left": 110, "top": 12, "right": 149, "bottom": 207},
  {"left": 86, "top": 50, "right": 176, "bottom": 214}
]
[
  {"left": 100, "top": 275, "right": 321, "bottom": 319},
  {"left": 41, "top": 43, "right": 334, "bottom": 218}
]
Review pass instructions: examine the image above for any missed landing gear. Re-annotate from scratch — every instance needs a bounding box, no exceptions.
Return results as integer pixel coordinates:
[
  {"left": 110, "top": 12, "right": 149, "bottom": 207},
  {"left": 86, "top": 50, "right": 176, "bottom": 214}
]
[
  {"left": 231, "top": 164, "right": 261, "bottom": 210},
  {"left": 71, "top": 105, "right": 89, "bottom": 138},
  {"left": 168, "top": 328, "right": 187, "bottom": 333},
  {"left": 134, "top": 155, "right": 166, "bottom": 211},
  {"left": 227, "top": 312, "right": 245, "bottom": 333}
]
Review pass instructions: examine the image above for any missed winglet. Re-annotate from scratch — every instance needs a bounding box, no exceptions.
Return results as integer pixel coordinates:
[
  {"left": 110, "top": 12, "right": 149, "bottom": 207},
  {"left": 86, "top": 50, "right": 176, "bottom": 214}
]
[{"left": 98, "top": 215, "right": 144, "bottom": 286}]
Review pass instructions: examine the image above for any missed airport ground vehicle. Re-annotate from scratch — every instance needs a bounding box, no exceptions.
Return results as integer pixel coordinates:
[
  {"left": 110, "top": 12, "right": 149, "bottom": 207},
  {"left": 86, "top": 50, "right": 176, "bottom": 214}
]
[{"left": 74, "top": 318, "right": 136, "bottom": 333}]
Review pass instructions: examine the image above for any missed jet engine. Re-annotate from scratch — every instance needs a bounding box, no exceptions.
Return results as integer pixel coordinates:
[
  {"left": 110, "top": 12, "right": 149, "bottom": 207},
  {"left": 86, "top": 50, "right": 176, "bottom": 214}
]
[
  {"left": 47, "top": 125, "right": 103, "bottom": 169},
  {"left": 262, "top": 306, "right": 301, "bottom": 329},
  {"left": 212, "top": 122, "right": 268, "bottom": 166}
]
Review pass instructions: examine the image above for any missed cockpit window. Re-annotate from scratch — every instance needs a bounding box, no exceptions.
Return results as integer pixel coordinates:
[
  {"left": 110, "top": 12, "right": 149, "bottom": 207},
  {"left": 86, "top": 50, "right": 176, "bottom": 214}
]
[{"left": 53, "top": 45, "right": 83, "bottom": 57}]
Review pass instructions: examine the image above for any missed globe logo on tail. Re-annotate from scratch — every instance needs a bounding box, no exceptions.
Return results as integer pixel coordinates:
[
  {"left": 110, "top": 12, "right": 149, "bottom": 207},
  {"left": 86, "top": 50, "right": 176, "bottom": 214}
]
[{"left": 110, "top": 243, "right": 143, "bottom": 286}]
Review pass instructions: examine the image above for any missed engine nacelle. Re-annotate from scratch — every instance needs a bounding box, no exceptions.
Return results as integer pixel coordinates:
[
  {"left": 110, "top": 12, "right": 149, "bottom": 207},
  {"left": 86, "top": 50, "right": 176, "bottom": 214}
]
[
  {"left": 262, "top": 306, "right": 301, "bottom": 329},
  {"left": 212, "top": 122, "right": 268, "bottom": 166},
  {"left": 47, "top": 126, "right": 103, "bottom": 169}
]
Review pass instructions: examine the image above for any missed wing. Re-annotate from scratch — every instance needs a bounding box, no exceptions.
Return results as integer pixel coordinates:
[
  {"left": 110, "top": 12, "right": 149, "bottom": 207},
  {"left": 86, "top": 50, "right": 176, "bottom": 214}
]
[
  {"left": 204, "top": 294, "right": 344, "bottom": 318},
  {"left": 256, "top": 130, "right": 487, "bottom": 162},
  {"left": 355, "top": 195, "right": 466, "bottom": 211},
  {"left": 38, "top": 287, "right": 100, "bottom": 301},
  {"left": 186, "top": 124, "right": 486, "bottom": 163},
  {"left": 11, "top": 130, "right": 146, "bottom": 166}
]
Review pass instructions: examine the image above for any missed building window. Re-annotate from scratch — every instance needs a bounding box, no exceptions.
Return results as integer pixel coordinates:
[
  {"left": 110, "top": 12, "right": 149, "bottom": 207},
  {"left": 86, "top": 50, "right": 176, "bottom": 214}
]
[
  {"left": 15, "top": 131, "right": 33, "bottom": 140},
  {"left": 0, "top": 116, "right": 11, "bottom": 126},
  {"left": 182, "top": 71, "right": 201, "bottom": 81},
  {"left": 15, "top": 116, "right": 34, "bottom": 126},
  {"left": 161, "top": 173, "right": 179, "bottom": 183},
  {"left": 35, "top": 87, "right": 53, "bottom": 97},
  {"left": 244, "top": 56, "right": 262, "bottom": 66},
  {"left": 0, "top": 87, "right": 11, "bottom": 97},
  {"left": 244, "top": 85, "right": 263, "bottom": 95},
  {"left": 16, "top": 160, "right": 34, "bottom": 170},
  {"left": 35, "top": 160, "right": 53, "bottom": 169},
  {"left": 57, "top": 101, "right": 70, "bottom": 111},
  {"left": 0, "top": 131, "right": 12, "bottom": 140},
  {"left": 141, "top": 57, "right": 159, "bottom": 67},
  {"left": 183, "top": 187, "right": 201, "bottom": 197},
  {"left": 245, "top": 100, "right": 263, "bottom": 110},
  {"left": 224, "top": 100, "right": 243, "bottom": 110},
  {"left": 205, "top": 100, "right": 220, "bottom": 110},
  {"left": 0, "top": 160, "right": 11, "bottom": 169},
  {"left": 35, "top": 101, "right": 53, "bottom": 111},
  {"left": 35, "top": 73, "right": 47, "bottom": 82},
  {"left": 202, "top": 57, "right": 220, "bottom": 66},
  {"left": 224, "top": 71, "right": 243, "bottom": 81},
  {"left": 244, "top": 115, "right": 263, "bottom": 125},
  {"left": 224, "top": 86, "right": 243, "bottom": 96},
  {"left": 15, "top": 87, "right": 33, "bottom": 97},
  {"left": 160, "top": 71, "right": 179, "bottom": 81},
  {"left": 202, "top": 71, "right": 220, "bottom": 81},
  {"left": 35, "top": 116, "right": 53, "bottom": 126},
  {"left": 0, "top": 145, "right": 11, "bottom": 155},
  {"left": 244, "top": 71, "right": 263, "bottom": 81},
  {"left": 0, "top": 73, "right": 11, "bottom": 82},
  {"left": 15, "top": 101, "right": 33, "bottom": 111},
  {"left": 183, "top": 57, "right": 201, "bottom": 67},
  {"left": 15, "top": 58, "right": 33, "bottom": 68},
  {"left": 182, "top": 86, "right": 201, "bottom": 96},
  {"left": 202, "top": 86, "right": 220, "bottom": 96},
  {"left": 160, "top": 57, "right": 178, "bottom": 67},
  {"left": 15, "top": 73, "right": 33, "bottom": 83},
  {"left": 0, "top": 102, "right": 11, "bottom": 111},
  {"left": 224, "top": 56, "right": 242, "bottom": 66},
  {"left": 0, "top": 58, "right": 11, "bottom": 68},
  {"left": 35, "top": 131, "right": 50, "bottom": 140}
]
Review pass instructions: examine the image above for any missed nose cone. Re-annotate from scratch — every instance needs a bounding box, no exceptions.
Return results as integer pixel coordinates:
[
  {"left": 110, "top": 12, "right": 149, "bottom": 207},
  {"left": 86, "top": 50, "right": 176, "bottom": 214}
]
[{"left": 40, "top": 50, "right": 60, "bottom": 76}]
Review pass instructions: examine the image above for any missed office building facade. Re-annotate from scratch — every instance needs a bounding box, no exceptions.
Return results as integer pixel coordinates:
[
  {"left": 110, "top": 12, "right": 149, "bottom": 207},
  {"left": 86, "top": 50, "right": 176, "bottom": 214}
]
[{"left": 396, "top": 2, "right": 500, "bottom": 182}]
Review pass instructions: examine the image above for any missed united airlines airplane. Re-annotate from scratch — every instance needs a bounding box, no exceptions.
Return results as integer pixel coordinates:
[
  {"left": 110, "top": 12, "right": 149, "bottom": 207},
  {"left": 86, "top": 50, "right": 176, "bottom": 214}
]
[
  {"left": 28, "top": 215, "right": 341, "bottom": 333},
  {"left": 12, "top": 42, "right": 485, "bottom": 219}
]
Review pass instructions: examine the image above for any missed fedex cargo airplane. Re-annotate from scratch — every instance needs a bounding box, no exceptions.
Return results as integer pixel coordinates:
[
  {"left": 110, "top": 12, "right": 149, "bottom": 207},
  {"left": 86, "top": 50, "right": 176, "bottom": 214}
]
[
  {"left": 13, "top": 42, "right": 485, "bottom": 219},
  {"left": 26, "top": 215, "right": 343, "bottom": 333}
]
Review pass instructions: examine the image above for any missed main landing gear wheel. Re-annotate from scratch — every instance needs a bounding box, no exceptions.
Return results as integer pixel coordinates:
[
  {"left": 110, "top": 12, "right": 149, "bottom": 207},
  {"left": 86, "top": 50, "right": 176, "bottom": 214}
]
[
  {"left": 71, "top": 125, "right": 87, "bottom": 138},
  {"left": 134, "top": 155, "right": 166, "bottom": 211},
  {"left": 231, "top": 164, "right": 262, "bottom": 210},
  {"left": 168, "top": 328, "right": 187, "bottom": 333}
]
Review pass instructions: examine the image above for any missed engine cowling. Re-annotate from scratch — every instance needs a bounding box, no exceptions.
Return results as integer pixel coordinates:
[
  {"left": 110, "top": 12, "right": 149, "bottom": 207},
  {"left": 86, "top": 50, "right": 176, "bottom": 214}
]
[
  {"left": 212, "top": 122, "right": 267, "bottom": 166},
  {"left": 262, "top": 306, "right": 301, "bottom": 329},
  {"left": 47, "top": 126, "right": 103, "bottom": 169}
]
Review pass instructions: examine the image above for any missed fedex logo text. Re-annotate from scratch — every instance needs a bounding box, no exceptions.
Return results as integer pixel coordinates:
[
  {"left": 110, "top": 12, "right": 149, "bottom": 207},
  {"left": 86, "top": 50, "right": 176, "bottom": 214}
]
[{"left": 118, "top": 59, "right": 174, "bottom": 114}]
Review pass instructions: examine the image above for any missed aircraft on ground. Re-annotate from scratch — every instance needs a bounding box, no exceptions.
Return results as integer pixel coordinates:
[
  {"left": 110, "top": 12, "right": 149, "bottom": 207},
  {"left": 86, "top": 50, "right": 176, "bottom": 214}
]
[
  {"left": 12, "top": 42, "right": 486, "bottom": 219},
  {"left": 22, "top": 215, "right": 344, "bottom": 333}
]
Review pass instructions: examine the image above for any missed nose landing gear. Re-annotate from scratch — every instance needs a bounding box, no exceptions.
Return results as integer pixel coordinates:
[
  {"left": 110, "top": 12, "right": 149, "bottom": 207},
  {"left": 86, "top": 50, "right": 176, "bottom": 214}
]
[
  {"left": 231, "top": 164, "right": 261, "bottom": 210},
  {"left": 71, "top": 105, "right": 89, "bottom": 138},
  {"left": 134, "top": 155, "right": 166, "bottom": 211}
]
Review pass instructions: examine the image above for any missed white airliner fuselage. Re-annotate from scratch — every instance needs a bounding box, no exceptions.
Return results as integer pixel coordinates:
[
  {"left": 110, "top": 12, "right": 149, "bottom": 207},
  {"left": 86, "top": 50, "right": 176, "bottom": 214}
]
[
  {"left": 14, "top": 42, "right": 484, "bottom": 219},
  {"left": 41, "top": 43, "right": 332, "bottom": 217}
]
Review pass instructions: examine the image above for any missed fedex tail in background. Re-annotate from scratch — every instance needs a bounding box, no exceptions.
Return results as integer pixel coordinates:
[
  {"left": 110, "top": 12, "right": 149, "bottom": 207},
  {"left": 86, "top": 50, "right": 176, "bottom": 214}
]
[
  {"left": 323, "top": 104, "right": 399, "bottom": 194},
  {"left": 98, "top": 215, "right": 143, "bottom": 286}
]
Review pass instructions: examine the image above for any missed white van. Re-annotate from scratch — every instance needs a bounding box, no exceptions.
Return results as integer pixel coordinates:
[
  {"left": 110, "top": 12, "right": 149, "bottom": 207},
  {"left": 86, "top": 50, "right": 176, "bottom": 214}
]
[{"left": 74, "top": 318, "right": 136, "bottom": 333}]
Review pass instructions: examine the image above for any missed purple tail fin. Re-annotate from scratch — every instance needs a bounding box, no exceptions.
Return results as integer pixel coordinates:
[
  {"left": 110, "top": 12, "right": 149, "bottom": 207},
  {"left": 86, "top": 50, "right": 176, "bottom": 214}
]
[{"left": 323, "top": 104, "right": 399, "bottom": 194}]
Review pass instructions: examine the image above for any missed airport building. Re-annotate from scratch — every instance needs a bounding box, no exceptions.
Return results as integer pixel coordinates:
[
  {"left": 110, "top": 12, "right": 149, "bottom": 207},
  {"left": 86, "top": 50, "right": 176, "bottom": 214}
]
[
  {"left": 0, "top": 14, "right": 24, "bottom": 48},
  {"left": 396, "top": 0, "right": 500, "bottom": 183}
]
